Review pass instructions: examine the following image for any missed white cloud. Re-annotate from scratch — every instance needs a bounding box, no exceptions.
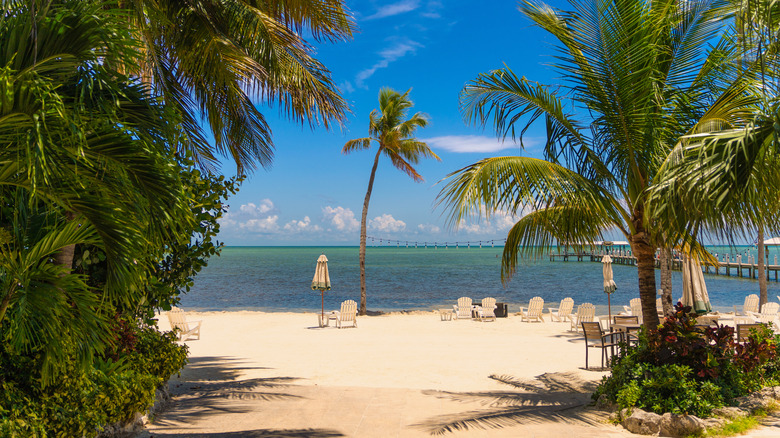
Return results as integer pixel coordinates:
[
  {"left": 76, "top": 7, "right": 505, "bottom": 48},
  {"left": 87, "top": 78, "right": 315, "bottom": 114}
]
[
  {"left": 322, "top": 206, "right": 360, "bottom": 232},
  {"left": 417, "top": 223, "right": 441, "bottom": 233},
  {"left": 339, "top": 80, "right": 355, "bottom": 94},
  {"left": 284, "top": 216, "right": 322, "bottom": 233},
  {"left": 240, "top": 215, "right": 280, "bottom": 233},
  {"left": 424, "top": 135, "right": 527, "bottom": 153},
  {"left": 364, "top": 0, "right": 420, "bottom": 20},
  {"left": 355, "top": 40, "right": 422, "bottom": 88},
  {"left": 421, "top": 0, "right": 443, "bottom": 18},
  {"left": 239, "top": 199, "right": 275, "bottom": 216},
  {"left": 369, "top": 214, "right": 406, "bottom": 233},
  {"left": 457, "top": 210, "right": 520, "bottom": 235}
]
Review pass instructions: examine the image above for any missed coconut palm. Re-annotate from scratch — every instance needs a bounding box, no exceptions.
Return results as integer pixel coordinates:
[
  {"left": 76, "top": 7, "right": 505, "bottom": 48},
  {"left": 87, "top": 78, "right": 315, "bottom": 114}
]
[
  {"left": 343, "top": 88, "right": 440, "bottom": 315},
  {"left": 120, "top": 0, "right": 356, "bottom": 173},
  {"left": 648, "top": 0, "right": 780, "bottom": 307},
  {"left": 437, "top": 0, "right": 733, "bottom": 328}
]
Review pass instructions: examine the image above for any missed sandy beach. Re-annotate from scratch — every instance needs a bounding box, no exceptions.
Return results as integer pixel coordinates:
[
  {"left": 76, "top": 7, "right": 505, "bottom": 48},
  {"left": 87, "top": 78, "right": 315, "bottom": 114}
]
[{"left": 141, "top": 311, "right": 780, "bottom": 437}]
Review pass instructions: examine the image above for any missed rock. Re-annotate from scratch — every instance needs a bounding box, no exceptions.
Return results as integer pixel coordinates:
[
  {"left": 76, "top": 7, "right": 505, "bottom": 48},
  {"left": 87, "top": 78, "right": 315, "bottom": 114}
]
[
  {"left": 659, "top": 413, "right": 705, "bottom": 437},
  {"left": 736, "top": 394, "right": 771, "bottom": 412},
  {"left": 622, "top": 408, "right": 662, "bottom": 435},
  {"left": 701, "top": 417, "right": 726, "bottom": 430},
  {"left": 711, "top": 407, "right": 748, "bottom": 420}
]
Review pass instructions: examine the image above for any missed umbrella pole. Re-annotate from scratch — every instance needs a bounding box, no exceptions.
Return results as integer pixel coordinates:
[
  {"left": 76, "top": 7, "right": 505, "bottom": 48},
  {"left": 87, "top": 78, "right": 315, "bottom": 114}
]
[
  {"left": 608, "top": 294, "right": 612, "bottom": 325},
  {"left": 321, "top": 291, "right": 325, "bottom": 327}
]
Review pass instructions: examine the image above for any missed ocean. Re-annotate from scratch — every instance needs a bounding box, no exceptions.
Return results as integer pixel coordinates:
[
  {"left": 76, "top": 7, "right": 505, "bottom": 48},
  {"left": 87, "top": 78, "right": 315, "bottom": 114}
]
[{"left": 180, "top": 246, "right": 780, "bottom": 314}]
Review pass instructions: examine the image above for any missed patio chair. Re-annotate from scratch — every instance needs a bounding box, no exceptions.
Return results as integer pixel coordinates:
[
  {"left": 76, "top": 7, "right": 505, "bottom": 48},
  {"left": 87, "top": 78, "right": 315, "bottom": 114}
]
[
  {"left": 581, "top": 321, "right": 619, "bottom": 370},
  {"left": 736, "top": 323, "right": 765, "bottom": 343},
  {"left": 519, "top": 297, "right": 545, "bottom": 322},
  {"left": 167, "top": 307, "right": 202, "bottom": 341},
  {"left": 478, "top": 297, "right": 497, "bottom": 322},
  {"left": 548, "top": 297, "right": 574, "bottom": 322},
  {"left": 331, "top": 300, "right": 358, "bottom": 328},
  {"left": 453, "top": 297, "right": 473, "bottom": 320},
  {"left": 568, "top": 303, "right": 595, "bottom": 332}
]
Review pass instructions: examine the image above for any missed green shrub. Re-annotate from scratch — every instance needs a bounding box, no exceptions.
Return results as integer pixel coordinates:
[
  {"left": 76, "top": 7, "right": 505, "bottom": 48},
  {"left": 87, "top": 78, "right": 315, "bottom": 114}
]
[
  {"left": 129, "top": 324, "right": 188, "bottom": 382},
  {"left": 595, "top": 303, "right": 780, "bottom": 417}
]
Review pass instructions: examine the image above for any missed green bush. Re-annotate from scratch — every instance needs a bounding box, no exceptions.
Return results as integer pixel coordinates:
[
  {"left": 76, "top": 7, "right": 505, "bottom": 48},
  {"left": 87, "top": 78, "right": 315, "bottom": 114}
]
[
  {"left": 130, "top": 324, "right": 189, "bottom": 382},
  {"left": 595, "top": 303, "right": 780, "bottom": 417}
]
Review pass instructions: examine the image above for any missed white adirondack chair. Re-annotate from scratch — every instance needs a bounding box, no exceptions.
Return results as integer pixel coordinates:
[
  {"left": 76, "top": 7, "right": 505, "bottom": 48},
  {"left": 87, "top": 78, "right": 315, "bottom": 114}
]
[
  {"left": 331, "top": 299, "right": 358, "bottom": 328},
  {"left": 548, "top": 298, "right": 574, "bottom": 322},
  {"left": 478, "top": 297, "right": 497, "bottom": 322},
  {"left": 568, "top": 303, "right": 595, "bottom": 332},
  {"left": 749, "top": 302, "right": 780, "bottom": 328},
  {"left": 167, "top": 307, "right": 202, "bottom": 341},
  {"left": 734, "top": 294, "right": 760, "bottom": 324},
  {"left": 453, "top": 297, "right": 473, "bottom": 320},
  {"left": 519, "top": 297, "right": 545, "bottom": 322}
]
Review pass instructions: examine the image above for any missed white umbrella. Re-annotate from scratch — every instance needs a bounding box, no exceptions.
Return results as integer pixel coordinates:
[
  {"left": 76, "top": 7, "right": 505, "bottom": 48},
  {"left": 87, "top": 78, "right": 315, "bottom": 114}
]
[
  {"left": 311, "top": 254, "right": 331, "bottom": 326},
  {"left": 602, "top": 255, "right": 617, "bottom": 322},
  {"left": 682, "top": 254, "right": 712, "bottom": 314}
]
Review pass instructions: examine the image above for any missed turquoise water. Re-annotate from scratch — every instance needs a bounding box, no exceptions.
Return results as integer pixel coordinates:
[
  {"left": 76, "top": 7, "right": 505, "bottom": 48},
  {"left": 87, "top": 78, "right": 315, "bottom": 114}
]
[{"left": 180, "top": 246, "right": 780, "bottom": 313}]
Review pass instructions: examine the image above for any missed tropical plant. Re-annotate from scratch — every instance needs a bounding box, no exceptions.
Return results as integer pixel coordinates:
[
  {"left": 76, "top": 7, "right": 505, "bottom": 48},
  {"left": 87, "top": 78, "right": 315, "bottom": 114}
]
[
  {"left": 343, "top": 88, "right": 440, "bottom": 315},
  {"left": 437, "top": 0, "right": 736, "bottom": 328},
  {"left": 119, "top": 0, "right": 356, "bottom": 173},
  {"left": 647, "top": 0, "right": 780, "bottom": 308}
]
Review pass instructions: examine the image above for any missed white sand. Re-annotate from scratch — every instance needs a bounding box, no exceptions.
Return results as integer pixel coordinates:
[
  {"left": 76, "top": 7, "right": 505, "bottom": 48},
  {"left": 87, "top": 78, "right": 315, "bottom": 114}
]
[{"left": 156, "top": 310, "right": 610, "bottom": 392}]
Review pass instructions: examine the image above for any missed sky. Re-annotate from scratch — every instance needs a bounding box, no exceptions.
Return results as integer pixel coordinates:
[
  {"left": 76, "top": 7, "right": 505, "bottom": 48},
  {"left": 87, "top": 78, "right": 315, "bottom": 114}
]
[{"left": 216, "top": 0, "right": 584, "bottom": 246}]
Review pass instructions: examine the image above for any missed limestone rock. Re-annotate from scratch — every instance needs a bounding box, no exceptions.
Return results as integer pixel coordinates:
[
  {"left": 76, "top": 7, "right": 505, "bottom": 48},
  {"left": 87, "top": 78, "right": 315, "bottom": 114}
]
[
  {"left": 711, "top": 407, "right": 748, "bottom": 420},
  {"left": 701, "top": 417, "right": 726, "bottom": 430},
  {"left": 622, "top": 408, "right": 662, "bottom": 435},
  {"left": 659, "top": 413, "right": 705, "bottom": 437}
]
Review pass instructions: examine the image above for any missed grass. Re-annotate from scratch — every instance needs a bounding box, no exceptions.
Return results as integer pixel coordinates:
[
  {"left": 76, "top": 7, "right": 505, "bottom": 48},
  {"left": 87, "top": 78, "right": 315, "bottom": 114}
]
[{"left": 691, "top": 403, "right": 778, "bottom": 438}]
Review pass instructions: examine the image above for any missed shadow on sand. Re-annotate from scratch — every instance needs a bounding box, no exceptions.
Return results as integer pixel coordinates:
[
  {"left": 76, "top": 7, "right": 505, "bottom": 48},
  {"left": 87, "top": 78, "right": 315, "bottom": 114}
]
[
  {"left": 412, "top": 372, "right": 605, "bottom": 435},
  {"left": 142, "top": 428, "right": 344, "bottom": 437},
  {"left": 156, "top": 356, "right": 303, "bottom": 428}
]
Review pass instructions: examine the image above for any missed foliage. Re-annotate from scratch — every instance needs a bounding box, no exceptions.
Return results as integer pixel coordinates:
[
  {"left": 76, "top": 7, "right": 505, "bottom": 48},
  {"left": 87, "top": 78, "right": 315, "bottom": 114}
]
[{"left": 595, "top": 304, "right": 780, "bottom": 417}]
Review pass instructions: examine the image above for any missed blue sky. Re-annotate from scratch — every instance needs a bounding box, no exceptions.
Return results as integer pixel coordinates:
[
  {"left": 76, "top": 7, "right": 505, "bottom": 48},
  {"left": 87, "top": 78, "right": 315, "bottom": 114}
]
[{"left": 217, "top": 0, "right": 578, "bottom": 246}]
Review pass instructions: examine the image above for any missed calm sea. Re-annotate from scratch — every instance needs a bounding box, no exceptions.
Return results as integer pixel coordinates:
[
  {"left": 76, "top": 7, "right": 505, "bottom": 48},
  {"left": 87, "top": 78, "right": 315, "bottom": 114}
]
[{"left": 180, "top": 246, "right": 780, "bottom": 313}]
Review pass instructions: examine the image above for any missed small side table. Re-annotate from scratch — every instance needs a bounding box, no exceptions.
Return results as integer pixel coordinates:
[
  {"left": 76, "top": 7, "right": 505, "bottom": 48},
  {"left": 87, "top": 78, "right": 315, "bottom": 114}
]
[{"left": 439, "top": 309, "right": 453, "bottom": 321}]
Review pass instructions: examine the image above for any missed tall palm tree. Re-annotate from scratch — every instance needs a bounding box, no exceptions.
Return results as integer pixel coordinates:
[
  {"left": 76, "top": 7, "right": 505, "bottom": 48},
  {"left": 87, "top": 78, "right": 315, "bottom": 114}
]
[
  {"left": 119, "top": 0, "right": 356, "bottom": 173},
  {"left": 437, "top": 0, "right": 732, "bottom": 328},
  {"left": 648, "top": 0, "right": 780, "bottom": 307},
  {"left": 343, "top": 88, "right": 440, "bottom": 315}
]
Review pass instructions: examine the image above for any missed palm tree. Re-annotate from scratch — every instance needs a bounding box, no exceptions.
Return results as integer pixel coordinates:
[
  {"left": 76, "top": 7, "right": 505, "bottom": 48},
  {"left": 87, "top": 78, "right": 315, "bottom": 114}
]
[
  {"left": 343, "top": 88, "right": 440, "bottom": 315},
  {"left": 119, "top": 0, "right": 356, "bottom": 173},
  {"left": 437, "top": 0, "right": 732, "bottom": 328},
  {"left": 648, "top": 0, "right": 780, "bottom": 308}
]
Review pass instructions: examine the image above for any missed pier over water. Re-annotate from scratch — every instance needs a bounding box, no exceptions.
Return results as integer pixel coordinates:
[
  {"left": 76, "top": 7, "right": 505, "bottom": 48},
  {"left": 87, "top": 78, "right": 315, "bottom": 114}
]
[{"left": 550, "top": 251, "right": 780, "bottom": 281}]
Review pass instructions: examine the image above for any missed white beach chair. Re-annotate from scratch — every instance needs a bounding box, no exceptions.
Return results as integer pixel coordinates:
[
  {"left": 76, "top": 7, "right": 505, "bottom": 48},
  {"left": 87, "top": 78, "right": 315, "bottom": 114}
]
[
  {"left": 749, "top": 302, "right": 780, "bottom": 328},
  {"left": 734, "top": 294, "right": 760, "bottom": 324},
  {"left": 331, "top": 300, "right": 358, "bottom": 328},
  {"left": 167, "top": 307, "right": 202, "bottom": 341},
  {"left": 478, "top": 297, "right": 497, "bottom": 322},
  {"left": 453, "top": 297, "right": 473, "bottom": 320},
  {"left": 568, "top": 303, "right": 595, "bottom": 332},
  {"left": 519, "top": 297, "right": 545, "bottom": 322},
  {"left": 548, "top": 297, "right": 574, "bottom": 322}
]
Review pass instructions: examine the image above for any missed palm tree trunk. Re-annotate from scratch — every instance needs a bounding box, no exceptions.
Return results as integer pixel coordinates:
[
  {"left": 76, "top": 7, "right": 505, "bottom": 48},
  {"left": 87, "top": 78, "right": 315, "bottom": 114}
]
[
  {"left": 659, "top": 245, "right": 674, "bottom": 317},
  {"left": 758, "top": 226, "right": 768, "bottom": 307},
  {"left": 54, "top": 211, "right": 76, "bottom": 274},
  {"left": 632, "top": 225, "right": 660, "bottom": 329},
  {"left": 358, "top": 148, "right": 383, "bottom": 316}
]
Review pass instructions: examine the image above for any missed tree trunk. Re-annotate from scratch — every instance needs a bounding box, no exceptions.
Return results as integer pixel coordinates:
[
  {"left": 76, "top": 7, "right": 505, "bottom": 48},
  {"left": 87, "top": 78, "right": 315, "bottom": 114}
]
[
  {"left": 358, "top": 148, "right": 383, "bottom": 316},
  {"left": 758, "top": 226, "right": 768, "bottom": 307},
  {"left": 632, "top": 221, "right": 660, "bottom": 330},
  {"left": 54, "top": 211, "right": 76, "bottom": 274},
  {"left": 659, "top": 246, "right": 674, "bottom": 317}
]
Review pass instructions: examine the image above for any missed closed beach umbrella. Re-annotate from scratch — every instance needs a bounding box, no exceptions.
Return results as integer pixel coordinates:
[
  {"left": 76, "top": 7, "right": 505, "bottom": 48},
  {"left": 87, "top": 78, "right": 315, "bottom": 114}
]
[
  {"left": 602, "top": 255, "right": 617, "bottom": 321},
  {"left": 682, "top": 254, "right": 712, "bottom": 314},
  {"left": 311, "top": 254, "right": 331, "bottom": 326}
]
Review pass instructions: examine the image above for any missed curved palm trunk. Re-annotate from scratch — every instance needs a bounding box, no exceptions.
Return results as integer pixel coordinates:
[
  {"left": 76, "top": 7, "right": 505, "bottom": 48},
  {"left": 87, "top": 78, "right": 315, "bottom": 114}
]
[
  {"left": 54, "top": 211, "right": 77, "bottom": 274},
  {"left": 358, "top": 148, "right": 383, "bottom": 316},
  {"left": 632, "top": 217, "right": 661, "bottom": 329}
]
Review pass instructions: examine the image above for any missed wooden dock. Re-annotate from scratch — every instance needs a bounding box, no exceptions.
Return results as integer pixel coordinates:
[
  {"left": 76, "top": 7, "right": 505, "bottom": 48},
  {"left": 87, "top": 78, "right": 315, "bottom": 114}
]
[{"left": 549, "top": 252, "right": 780, "bottom": 281}]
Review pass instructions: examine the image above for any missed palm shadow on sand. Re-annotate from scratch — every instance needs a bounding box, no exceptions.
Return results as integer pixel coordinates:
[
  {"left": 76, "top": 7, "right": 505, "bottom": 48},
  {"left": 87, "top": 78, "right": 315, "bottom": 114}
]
[
  {"left": 156, "top": 356, "right": 303, "bottom": 427},
  {"left": 141, "top": 429, "right": 344, "bottom": 437},
  {"left": 412, "top": 372, "right": 606, "bottom": 435}
]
